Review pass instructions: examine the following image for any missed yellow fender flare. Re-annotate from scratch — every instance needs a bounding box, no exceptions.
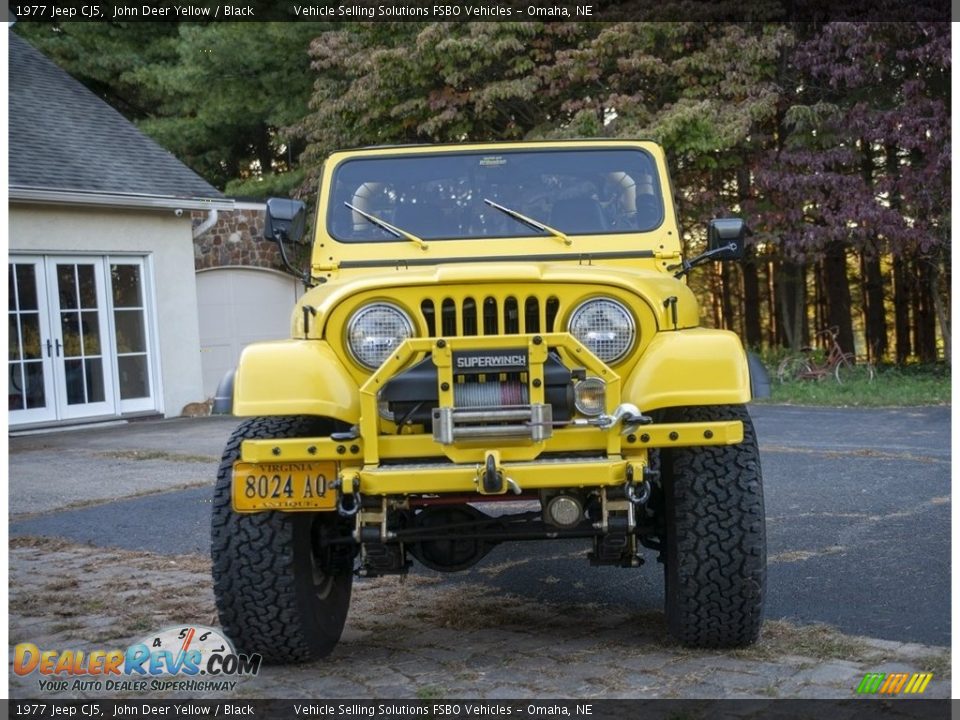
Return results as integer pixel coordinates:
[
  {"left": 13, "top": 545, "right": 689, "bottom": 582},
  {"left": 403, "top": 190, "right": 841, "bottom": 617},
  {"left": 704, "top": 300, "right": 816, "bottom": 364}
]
[
  {"left": 233, "top": 340, "right": 360, "bottom": 423},
  {"left": 624, "top": 329, "right": 751, "bottom": 411}
]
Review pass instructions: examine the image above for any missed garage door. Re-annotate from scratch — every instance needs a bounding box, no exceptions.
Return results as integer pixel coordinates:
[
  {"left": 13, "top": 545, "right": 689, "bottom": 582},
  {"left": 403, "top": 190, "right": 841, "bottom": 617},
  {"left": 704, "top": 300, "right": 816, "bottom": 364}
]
[{"left": 196, "top": 267, "right": 302, "bottom": 398}]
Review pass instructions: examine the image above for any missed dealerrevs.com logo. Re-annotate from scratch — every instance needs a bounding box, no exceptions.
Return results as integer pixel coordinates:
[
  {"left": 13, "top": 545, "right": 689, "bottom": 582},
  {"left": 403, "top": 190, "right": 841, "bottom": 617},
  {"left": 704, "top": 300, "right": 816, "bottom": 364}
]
[{"left": 14, "top": 625, "right": 261, "bottom": 694}]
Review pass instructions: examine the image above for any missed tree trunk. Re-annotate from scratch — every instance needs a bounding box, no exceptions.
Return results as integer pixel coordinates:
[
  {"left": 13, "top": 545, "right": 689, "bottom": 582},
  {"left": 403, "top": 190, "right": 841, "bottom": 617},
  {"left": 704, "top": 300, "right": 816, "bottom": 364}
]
[
  {"left": 257, "top": 123, "right": 273, "bottom": 176},
  {"left": 821, "top": 240, "right": 856, "bottom": 354},
  {"left": 813, "top": 260, "right": 824, "bottom": 343},
  {"left": 767, "top": 259, "right": 778, "bottom": 347},
  {"left": 886, "top": 142, "right": 912, "bottom": 365},
  {"left": 709, "top": 268, "right": 723, "bottom": 329},
  {"left": 720, "top": 262, "right": 735, "bottom": 332},
  {"left": 893, "top": 258, "right": 912, "bottom": 363},
  {"left": 741, "top": 247, "right": 762, "bottom": 348},
  {"left": 861, "top": 247, "right": 888, "bottom": 362},
  {"left": 858, "top": 141, "right": 887, "bottom": 362},
  {"left": 777, "top": 257, "right": 806, "bottom": 351},
  {"left": 932, "top": 248, "right": 951, "bottom": 361},
  {"left": 914, "top": 259, "right": 938, "bottom": 362},
  {"left": 735, "top": 167, "right": 761, "bottom": 348}
]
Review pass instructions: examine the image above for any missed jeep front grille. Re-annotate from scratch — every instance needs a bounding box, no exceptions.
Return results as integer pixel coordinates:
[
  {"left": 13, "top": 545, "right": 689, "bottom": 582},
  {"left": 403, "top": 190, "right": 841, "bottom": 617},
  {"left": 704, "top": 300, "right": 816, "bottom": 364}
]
[{"left": 420, "top": 295, "right": 560, "bottom": 338}]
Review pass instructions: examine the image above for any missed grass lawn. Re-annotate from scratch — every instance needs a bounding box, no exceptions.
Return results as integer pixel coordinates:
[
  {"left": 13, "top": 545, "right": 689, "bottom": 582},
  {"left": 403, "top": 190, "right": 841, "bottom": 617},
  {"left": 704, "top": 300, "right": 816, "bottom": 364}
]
[{"left": 757, "top": 363, "right": 950, "bottom": 407}]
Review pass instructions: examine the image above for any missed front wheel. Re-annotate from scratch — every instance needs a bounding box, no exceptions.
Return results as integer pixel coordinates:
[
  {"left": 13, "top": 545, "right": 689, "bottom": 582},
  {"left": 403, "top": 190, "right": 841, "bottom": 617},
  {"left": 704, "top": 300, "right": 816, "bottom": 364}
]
[
  {"left": 834, "top": 355, "right": 875, "bottom": 384},
  {"left": 211, "top": 416, "right": 355, "bottom": 663},
  {"left": 661, "top": 405, "right": 766, "bottom": 648}
]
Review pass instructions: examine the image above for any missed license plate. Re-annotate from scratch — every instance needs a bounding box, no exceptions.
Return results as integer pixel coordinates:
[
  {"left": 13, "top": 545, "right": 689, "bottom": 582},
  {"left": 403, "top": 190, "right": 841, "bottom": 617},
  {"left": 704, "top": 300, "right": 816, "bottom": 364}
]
[{"left": 232, "top": 462, "right": 337, "bottom": 512}]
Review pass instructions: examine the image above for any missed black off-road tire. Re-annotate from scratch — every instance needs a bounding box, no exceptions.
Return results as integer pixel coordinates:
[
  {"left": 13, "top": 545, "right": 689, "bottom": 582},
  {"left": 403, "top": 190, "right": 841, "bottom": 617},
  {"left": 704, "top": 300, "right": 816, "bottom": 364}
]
[
  {"left": 661, "top": 404, "right": 766, "bottom": 648},
  {"left": 211, "top": 416, "right": 354, "bottom": 664}
]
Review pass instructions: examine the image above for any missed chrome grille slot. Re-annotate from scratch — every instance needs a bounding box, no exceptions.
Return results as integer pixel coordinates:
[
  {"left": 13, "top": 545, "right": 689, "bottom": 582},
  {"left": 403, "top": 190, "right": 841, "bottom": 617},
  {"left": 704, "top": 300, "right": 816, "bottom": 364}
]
[
  {"left": 441, "top": 298, "right": 457, "bottom": 336},
  {"left": 463, "top": 298, "right": 478, "bottom": 335},
  {"left": 483, "top": 297, "right": 498, "bottom": 334},
  {"left": 419, "top": 294, "right": 559, "bottom": 338},
  {"left": 504, "top": 297, "right": 520, "bottom": 334}
]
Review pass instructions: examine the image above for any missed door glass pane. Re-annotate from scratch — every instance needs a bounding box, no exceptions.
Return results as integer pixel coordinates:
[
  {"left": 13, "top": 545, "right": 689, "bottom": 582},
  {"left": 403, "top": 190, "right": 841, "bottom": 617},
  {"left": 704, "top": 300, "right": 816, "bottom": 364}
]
[
  {"left": 85, "top": 358, "right": 105, "bottom": 403},
  {"left": 58, "top": 265, "right": 77, "bottom": 310},
  {"left": 118, "top": 355, "right": 149, "bottom": 399},
  {"left": 10, "top": 261, "right": 51, "bottom": 417},
  {"left": 78, "top": 265, "right": 98, "bottom": 308},
  {"left": 61, "top": 312, "right": 82, "bottom": 357},
  {"left": 9, "top": 265, "right": 16, "bottom": 311},
  {"left": 81, "top": 311, "right": 101, "bottom": 355},
  {"left": 16, "top": 264, "right": 39, "bottom": 311},
  {"left": 9, "top": 363, "right": 24, "bottom": 410},
  {"left": 64, "top": 358, "right": 85, "bottom": 404},
  {"left": 24, "top": 361, "right": 47, "bottom": 408},
  {"left": 111, "top": 265, "right": 142, "bottom": 308},
  {"left": 110, "top": 261, "right": 153, "bottom": 409},
  {"left": 115, "top": 310, "right": 145, "bottom": 353},
  {"left": 20, "top": 314, "right": 42, "bottom": 359},
  {"left": 9, "top": 315, "right": 21, "bottom": 361}
]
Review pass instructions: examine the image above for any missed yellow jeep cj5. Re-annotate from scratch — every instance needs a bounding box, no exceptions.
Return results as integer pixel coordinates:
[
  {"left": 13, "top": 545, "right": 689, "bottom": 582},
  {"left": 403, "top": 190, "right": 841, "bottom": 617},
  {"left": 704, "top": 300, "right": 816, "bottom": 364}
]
[{"left": 211, "top": 140, "right": 766, "bottom": 663}]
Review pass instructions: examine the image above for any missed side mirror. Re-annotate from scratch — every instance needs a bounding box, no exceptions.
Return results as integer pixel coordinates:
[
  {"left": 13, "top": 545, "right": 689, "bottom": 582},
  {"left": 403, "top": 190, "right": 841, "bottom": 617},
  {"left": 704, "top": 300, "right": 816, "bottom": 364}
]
[
  {"left": 707, "top": 218, "right": 747, "bottom": 260},
  {"left": 264, "top": 198, "right": 307, "bottom": 245}
]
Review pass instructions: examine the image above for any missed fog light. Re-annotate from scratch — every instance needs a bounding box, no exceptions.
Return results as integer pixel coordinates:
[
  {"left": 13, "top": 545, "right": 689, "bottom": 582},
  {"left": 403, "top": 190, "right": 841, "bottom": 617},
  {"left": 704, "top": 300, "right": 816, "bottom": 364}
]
[
  {"left": 574, "top": 377, "right": 606, "bottom": 416},
  {"left": 546, "top": 495, "right": 583, "bottom": 528}
]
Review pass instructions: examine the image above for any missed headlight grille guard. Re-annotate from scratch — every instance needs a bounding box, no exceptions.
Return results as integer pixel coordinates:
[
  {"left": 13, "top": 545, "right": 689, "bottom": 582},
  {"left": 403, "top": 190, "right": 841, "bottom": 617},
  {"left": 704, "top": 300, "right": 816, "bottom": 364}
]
[{"left": 359, "top": 333, "right": 623, "bottom": 465}]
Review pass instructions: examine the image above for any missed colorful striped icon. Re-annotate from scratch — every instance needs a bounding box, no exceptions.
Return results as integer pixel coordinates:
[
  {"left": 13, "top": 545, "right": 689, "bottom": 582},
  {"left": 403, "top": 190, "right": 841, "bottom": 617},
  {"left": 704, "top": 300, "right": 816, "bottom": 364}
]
[{"left": 856, "top": 672, "right": 933, "bottom": 694}]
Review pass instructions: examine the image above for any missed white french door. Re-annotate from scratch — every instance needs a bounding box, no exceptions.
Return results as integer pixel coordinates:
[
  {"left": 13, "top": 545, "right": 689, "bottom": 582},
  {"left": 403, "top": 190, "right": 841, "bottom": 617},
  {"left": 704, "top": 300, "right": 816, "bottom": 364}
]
[
  {"left": 8, "top": 258, "right": 57, "bottom": 424},
  {"left": 9, "top": 255, "right": 159, "bottom": 426},
  {"left": 47, "top": 256, "right": 116, "bottom": 420}
]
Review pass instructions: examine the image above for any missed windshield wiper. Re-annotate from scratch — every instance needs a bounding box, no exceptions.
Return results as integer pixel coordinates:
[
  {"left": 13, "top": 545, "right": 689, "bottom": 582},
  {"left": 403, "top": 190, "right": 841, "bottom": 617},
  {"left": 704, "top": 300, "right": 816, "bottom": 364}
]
[
  {"left": 344, "top": 202, "right": 428, "bottom": 250},
  {"left": 483, "top": 199, "right": 571, "bottom": 246}
]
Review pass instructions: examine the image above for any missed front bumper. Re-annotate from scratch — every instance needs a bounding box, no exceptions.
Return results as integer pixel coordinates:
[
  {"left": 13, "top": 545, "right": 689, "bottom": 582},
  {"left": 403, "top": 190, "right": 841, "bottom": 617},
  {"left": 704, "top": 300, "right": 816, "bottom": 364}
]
[
  {"left": 239, "top": 332, "right": 743, "bottom": 500},
  {"left": 240, "top": 415, "right": 742, "bottom": 497}
]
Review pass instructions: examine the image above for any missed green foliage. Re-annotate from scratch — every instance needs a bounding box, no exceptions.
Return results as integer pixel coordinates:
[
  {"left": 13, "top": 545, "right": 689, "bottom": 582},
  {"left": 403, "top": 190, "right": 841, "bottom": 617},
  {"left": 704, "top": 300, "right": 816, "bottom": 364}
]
[
  {"left": 14, "top": 23, "right": 179, "bottom": 119},
  {"left": 296, "top": 22, "right": 592, "bottom": 175},
  {"left": 132, "top": 22, "right": 327, "bottom": 189},
  {"left": 16, "top": 22, "right": 325, "bottom": 191},
  {"left": 17, "top": 22, "right": 948, "bottom": 362},
  {"left": 225, "top": 169, "right": 307, "bottom": 201}
]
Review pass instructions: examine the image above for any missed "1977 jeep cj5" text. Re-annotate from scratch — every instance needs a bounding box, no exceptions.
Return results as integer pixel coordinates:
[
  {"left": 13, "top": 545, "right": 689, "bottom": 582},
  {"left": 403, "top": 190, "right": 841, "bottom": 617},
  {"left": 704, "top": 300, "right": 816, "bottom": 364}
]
[{"left": 211, "top": 140, "right": 766, "bottom": 663}]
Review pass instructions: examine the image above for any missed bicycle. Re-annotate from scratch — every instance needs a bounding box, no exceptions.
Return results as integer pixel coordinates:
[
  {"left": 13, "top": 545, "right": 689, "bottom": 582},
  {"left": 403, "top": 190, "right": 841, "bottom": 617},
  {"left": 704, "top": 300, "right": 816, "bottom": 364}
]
[{"left": 776, "top": 327, "right": 876, "bottom": 385}]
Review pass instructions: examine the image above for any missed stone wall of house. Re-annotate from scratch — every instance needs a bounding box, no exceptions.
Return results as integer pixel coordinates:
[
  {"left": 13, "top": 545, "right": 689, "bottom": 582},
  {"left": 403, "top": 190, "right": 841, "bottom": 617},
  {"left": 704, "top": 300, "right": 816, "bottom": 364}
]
[{"left": 192, "top": 205, "right": 282, "bottom": 271}]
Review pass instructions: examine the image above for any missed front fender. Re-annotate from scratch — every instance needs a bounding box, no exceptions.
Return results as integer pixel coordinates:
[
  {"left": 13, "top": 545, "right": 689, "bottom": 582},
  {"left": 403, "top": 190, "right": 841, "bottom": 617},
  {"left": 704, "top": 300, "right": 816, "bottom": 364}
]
[
  {"left": 624, "top": 328, "right": 751, "bottom": 411},
  {"left": 233, "top": 340, "right": 360, "bottom": 423}
]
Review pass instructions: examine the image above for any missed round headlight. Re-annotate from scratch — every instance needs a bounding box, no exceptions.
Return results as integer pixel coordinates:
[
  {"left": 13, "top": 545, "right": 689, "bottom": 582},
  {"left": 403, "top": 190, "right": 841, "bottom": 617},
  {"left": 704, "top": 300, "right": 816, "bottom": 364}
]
[
  {"left": 568, "top": 298, "right": 636, "bottom": 363},
  {"left": 347, "top": 303, "right": 415, "bottom": 370}
]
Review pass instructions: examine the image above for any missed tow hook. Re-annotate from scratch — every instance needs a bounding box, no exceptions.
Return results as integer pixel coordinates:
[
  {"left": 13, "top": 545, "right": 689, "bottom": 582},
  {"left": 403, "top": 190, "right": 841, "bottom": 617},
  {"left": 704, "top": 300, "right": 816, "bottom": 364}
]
[
  {"left": 624, "top": 463, "right": 653, "bottom": 506},
  {"left": 478, "top": 451, "right": 505, "bottom": 494},
  {"left": 476, "top": 451, "right": 521, "bottom": 495},
  {"left": 596, "top": 403, "right": 652, "bottom": 434},
  {"left": 625, "top": 479, "right": 651, "bottom": 506},
  {"left": 337, "top": 476, "right": 361, "bottom": 517}
]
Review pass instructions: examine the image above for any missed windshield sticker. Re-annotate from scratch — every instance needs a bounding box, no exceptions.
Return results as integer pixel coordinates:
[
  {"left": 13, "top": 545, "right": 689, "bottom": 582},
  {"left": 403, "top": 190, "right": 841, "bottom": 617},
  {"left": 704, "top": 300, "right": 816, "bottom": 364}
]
[{"left": 479, "top": 156, "right": 507, "bottom": 167}]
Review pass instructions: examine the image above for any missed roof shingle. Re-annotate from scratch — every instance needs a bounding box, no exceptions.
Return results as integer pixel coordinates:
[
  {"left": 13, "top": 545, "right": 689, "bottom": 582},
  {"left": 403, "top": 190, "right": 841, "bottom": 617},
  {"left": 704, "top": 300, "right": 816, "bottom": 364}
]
[{"left": 9, "top": 31, "right": 223, "bottom": 200}]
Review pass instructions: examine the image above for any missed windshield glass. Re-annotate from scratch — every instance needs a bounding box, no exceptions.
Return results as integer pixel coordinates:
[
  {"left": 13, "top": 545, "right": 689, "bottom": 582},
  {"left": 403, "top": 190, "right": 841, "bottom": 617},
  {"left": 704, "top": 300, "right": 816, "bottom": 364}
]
[{"left": 327, "top": 148, "right": 664, "bottom": 242}]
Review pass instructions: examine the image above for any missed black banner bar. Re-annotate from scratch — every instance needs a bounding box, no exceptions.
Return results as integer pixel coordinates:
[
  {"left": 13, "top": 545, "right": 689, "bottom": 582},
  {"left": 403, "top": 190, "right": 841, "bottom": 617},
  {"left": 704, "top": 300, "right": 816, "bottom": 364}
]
[
  {"left": 2, "top": 699, "right": 953, "bottom": 720},
  {"left": 5, "top": 0, "right": 953, "bottom": 23}
]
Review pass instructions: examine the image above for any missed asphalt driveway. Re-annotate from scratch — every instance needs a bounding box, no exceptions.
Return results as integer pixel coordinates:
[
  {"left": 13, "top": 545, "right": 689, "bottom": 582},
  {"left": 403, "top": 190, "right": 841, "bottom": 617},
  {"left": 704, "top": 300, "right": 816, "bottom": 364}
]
[{"left": 9, "top": 405, "right": 951, "bottom": 646}]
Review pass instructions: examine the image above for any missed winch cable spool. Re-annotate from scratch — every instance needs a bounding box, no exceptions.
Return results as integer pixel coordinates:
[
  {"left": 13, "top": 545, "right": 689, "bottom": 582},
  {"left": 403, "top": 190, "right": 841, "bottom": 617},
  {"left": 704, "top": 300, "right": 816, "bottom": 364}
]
[{"left": 454, "top": 380, "right": 529, "bottom": 408}]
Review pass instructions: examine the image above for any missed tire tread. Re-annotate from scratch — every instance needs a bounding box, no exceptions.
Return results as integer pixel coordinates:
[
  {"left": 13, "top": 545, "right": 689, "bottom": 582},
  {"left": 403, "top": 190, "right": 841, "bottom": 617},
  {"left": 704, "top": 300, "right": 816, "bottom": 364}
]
[
  {"left": 663, "top": 404, "right": 766, "bottom": 648},
  {"left": 211, "top": 416, "right": 350, "bottom": 664}
]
